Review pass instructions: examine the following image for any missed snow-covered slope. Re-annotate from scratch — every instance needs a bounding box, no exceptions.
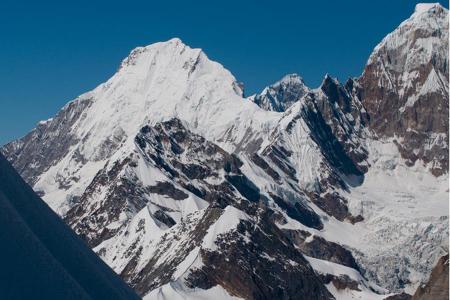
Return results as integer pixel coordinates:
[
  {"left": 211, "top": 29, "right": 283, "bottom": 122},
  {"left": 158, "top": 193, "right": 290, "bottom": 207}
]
[{"left": 1, "top": 3, "right": 448, "bottom": 300}]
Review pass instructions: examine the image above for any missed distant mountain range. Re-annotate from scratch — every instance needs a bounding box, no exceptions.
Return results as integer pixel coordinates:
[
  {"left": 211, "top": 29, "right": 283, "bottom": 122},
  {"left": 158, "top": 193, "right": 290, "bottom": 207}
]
[{"left": 2, "top": 3, "right": 448, "bottom": 299}]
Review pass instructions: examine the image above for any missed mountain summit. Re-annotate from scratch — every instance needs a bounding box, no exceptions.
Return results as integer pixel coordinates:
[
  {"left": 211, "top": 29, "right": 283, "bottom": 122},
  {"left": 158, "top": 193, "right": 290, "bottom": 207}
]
[
  {"left": 359, "top": 1, "right": 448, "bottom": 176},
  {"left": 248, "top": 73, "right": 310, "bottom": 112}
]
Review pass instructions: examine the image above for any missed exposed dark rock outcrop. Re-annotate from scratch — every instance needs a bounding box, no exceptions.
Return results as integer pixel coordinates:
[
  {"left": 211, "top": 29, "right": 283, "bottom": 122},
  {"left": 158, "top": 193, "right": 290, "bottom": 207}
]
[
  {"left": 186, "top": 207, "right": 334, "bottom": 300},
  {"left": 358, "top": 4, "right": 449, "bottom": 176},
  {"left": 321, "top": 274, "right": 361, "bottom": 291},
  {"left": 284, "top": 229, "right": 359, "bottom": 269},
  {"left": 412, "top": 254, "right": 449, "bottom": 300}
]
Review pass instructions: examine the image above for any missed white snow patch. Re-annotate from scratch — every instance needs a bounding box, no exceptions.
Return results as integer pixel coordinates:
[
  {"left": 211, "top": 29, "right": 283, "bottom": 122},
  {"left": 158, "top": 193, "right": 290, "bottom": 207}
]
[
  {"left": 415, "top": 3, "right": 442, "bottom": 14},
  {"left": 202, "top": 206, "right": 250, "bottom": 250},
  {"left": 144, "top": 282, "right": 243, "bottom": 300},
  {"left": 305, "top": 256, "right": 389, "bottom": 300}
]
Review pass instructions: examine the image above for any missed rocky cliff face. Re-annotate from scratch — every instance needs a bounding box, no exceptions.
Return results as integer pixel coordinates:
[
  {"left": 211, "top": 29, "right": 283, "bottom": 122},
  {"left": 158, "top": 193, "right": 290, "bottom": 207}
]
[
  {"left": 358, "top": 3, "right": 449, "bottom": 176},
  {"left": 412, "top": 254, "right": 449, "bottom": 300},
  {"left": 1, "top": 3, "right": 448, "bottom": 300}
]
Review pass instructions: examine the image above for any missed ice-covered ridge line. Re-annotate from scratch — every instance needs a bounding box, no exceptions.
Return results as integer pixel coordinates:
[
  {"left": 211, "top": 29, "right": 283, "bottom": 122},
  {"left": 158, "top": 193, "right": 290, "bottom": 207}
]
[
  {"left": 265, "top": 73, "right": 306, "bottom": 89},
  {"left": 366, "top": 2, "right": 448, "bottom": 66},
  {"left": 415, "top": 3, "right": 443, "bottom": 14}
]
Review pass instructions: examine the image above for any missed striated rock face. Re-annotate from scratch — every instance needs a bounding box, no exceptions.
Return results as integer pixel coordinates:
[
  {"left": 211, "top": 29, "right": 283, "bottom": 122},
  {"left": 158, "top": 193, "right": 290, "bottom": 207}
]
[
  {"left": 1, "top": 4, "right": 448, "bottom": 300},
  {"left": 358, "top": 3, "right": 449, "bottom": 176},
  {"left": 412, "top": 254, "right": 449, "bottom": 300},
  {"left": 1, "top": 97, "right": 93, "bottom": 186},
  {"left": 259, "top": 78, "right": 368, "bottom": 223}
]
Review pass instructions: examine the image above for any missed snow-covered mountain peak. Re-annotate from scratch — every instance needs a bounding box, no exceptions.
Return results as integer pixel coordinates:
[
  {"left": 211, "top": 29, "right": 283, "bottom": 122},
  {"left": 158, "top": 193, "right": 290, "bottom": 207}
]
[
  {"left": 2, "top": 38, "right": 280, "bottom": 214},
  {"left": 276, "top": 73, "right": 305, "bottom": 86},
  {"left": 249, "top": 73, "right": 310, "bottom": 112},
  {"left": 120, "top": 37, "right": 196, "bottom": 68},
  {"left": 117, "top": 38, "right": 221, "bottom": 85},
  {"left": 359, "top": 2, "right": 448, "bottom": 176},
  {"left": 414, "top": 2, "right": 445, "bottom": 14},
  {"left": 367, "top": 3, "right": 448, "bottom": 69},
  {"left": 70, "top": 37, "right": 272, "bottom": 156},
  {"left": 116, "top": 37, "right": 246, "bottom": 97},
  {"left": 409, "top": 2, "right": 448, "bottom": 33}
]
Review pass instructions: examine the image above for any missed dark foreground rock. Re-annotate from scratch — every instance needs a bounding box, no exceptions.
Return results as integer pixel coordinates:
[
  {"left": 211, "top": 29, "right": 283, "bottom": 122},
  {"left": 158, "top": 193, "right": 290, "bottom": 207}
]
[{"left": 0, "top": 153, "right": 139, "bottom": 300}]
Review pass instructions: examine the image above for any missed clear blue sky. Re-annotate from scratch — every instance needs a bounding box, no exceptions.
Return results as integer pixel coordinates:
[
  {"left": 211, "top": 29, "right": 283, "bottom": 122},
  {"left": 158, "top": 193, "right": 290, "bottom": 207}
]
[{"left": 1, "top": 0, "right": 447, "bottom": 145}]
